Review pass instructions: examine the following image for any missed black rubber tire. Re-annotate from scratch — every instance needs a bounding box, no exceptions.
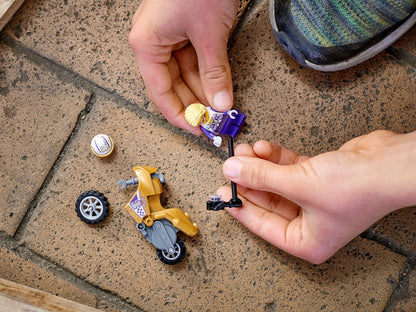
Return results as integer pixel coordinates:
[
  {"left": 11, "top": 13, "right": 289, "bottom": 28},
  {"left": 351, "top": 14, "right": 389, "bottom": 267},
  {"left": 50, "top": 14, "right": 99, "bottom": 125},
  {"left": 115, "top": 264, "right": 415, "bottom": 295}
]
[
  {"left": 75, "top": 190, "right": 109, "bottom": 224},
  {"left": 156, "top": 238, "right": 186, "bottom": 265}
]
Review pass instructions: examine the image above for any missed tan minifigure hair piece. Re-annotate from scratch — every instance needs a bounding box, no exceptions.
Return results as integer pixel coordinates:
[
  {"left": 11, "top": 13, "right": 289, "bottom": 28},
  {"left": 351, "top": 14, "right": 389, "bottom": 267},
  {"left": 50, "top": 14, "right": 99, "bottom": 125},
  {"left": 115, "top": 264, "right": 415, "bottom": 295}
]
[{"left": 184, "top": 103, "right": 207, "bottom": 127}]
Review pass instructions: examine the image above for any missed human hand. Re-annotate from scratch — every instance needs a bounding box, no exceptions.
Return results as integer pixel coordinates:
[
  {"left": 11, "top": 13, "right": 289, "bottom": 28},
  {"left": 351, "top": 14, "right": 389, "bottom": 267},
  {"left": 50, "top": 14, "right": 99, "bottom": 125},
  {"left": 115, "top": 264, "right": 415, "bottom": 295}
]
[
  {"left": 218, "top": 130, "right": 416, "bottom": 264},
  {"left": 129, "top": 0, "right": 238, "bottom": 133}
]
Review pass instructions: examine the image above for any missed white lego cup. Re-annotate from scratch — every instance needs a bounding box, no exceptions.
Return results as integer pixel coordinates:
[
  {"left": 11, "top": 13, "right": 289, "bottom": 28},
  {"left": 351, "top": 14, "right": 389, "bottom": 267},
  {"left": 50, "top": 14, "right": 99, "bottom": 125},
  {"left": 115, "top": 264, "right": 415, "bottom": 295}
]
[{"left": 91, "top": 134, "right": 115, "bottom": 158}]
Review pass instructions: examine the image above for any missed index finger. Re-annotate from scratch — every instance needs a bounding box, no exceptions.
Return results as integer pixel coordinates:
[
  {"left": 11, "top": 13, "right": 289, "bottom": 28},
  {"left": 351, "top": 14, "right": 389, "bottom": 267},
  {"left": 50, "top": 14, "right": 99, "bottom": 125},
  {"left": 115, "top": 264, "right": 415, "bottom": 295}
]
[
  {"left": 222, "top": 156, "right": 310, "bottom": 203},
  {"left": 137, "top": 58, "right": 201, "bottom": 134},
  {"left": 217, "top": 186, "right": 298, "bottom": 256}
]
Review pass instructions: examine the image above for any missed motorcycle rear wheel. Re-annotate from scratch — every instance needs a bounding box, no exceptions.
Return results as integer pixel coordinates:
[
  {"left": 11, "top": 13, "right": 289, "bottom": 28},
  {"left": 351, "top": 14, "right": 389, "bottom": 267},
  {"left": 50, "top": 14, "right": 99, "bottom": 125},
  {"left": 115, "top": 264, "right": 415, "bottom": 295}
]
[{"left": 156, "top": 238, "right": 186, "bottom": 265}]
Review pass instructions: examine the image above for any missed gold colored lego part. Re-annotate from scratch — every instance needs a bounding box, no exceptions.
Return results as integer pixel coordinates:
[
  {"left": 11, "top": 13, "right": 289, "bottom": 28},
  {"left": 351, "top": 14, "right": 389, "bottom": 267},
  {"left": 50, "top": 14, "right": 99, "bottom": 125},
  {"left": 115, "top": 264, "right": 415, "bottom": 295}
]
[{"left": 124, "top": 166, "right": 198, "bottom": 237}]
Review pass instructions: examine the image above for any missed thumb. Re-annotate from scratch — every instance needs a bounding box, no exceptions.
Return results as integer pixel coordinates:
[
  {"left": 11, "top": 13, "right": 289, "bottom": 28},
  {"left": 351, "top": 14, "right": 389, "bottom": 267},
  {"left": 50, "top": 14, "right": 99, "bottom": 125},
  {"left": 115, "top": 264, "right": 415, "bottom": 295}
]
[
  {"left": 192, "top": 33, "right": 233, "bottom": 112},
  {"left": 223, "top": 156, "right": 311, "bottom": 201}
]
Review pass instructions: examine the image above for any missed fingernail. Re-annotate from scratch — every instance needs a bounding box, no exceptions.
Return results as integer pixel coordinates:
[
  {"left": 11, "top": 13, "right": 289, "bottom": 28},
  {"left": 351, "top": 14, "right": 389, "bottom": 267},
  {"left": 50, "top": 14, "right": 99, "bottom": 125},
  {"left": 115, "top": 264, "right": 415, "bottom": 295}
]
[
  {"left": 213, "top": 91, "right": 232, "bottom": 111},
  {"left": 223, "top": 158, "right": 241, "bottom": 179}
]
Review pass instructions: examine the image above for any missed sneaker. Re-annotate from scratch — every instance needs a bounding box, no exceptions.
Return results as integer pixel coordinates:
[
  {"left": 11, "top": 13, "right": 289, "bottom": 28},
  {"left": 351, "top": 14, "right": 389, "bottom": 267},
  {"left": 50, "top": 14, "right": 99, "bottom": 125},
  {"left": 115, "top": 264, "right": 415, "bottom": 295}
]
[{"left": 269, "top": 0, "right": 416, "bottom": 71}]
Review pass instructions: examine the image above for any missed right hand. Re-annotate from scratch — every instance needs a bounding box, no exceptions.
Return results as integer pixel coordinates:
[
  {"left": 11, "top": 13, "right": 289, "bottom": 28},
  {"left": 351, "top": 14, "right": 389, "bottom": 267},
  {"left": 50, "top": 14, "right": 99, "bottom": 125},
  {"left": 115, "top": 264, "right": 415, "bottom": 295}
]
[
  {"left": 129, "top": 0, "right": 238, "bottom": 133},
  {"left": 218, "top": 131, "right": 416, "bottom": 264}
]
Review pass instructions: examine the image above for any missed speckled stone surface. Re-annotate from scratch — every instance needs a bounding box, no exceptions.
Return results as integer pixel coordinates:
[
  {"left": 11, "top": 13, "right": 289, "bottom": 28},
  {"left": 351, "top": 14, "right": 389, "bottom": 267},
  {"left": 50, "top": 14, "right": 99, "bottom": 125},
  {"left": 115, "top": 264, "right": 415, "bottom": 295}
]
[
  {"left": 0, "top": 42, "right": 89, "bottom": 235},
  {"left": 1, "top": 0, "right": 415, "bottom": 311},
  {"left": 393, "top": 26, "right": 416, "bottom": 55},
  {"left": 17, "top": 96, "right": 406, "bottom": 312},
  {"left": 229, "top": 2, "right": 416, "bottom": 155},
  {"left": 228, "top": 0, "right": 416, "bottom": 257},
  {"left": 389, "top": 264, "right": 416, "bottom": 312},
  {"left": 0, "top": 234, "right": 126, "bottom": 312},
  {"left": 4, "top": 0, "right": 253, "bottom": 119},
  {"left": 371, "top": 207, "right": 416, "bottom": 252},
  {"left": 0, "top": 242, "right": 98, "bottom": 307},
  {"left": 4, "top": 0, "right": 144, "bottom": 109}
]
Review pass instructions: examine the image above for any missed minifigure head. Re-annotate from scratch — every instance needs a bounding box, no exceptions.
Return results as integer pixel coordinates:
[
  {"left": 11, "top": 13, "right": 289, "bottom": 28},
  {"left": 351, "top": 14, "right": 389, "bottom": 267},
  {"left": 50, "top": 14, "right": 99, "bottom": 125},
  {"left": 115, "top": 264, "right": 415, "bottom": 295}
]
[{"left": 185, "top": 103, "right": 207, "bottom": 127}]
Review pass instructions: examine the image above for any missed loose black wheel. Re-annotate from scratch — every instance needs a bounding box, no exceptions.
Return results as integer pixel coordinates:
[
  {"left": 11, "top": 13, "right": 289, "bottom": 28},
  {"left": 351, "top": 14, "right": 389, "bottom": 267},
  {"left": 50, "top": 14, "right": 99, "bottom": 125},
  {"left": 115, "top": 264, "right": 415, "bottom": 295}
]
[
  {"left": 75, "top": 190, "right": 109, "bottom": 224},
  {"left": 156, "top": 238, "right": 186, "bottom": 265}
]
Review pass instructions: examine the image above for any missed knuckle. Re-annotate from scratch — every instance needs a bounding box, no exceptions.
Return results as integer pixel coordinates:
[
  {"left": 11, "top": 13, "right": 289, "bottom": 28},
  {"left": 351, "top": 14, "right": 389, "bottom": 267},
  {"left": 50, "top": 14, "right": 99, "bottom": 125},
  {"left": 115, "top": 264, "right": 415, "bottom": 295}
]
[
  {"left": 128, "top": 29, "right": 143, "bottom": 52},
  {"left": 368, "top": 129, "right": 395, "bottom": 141},
  {"left": 359, "top": 130, "right": 396, "bottom": 151},
  {"left": 341, "top": 130, "right": 396, "bottom": 152},
  {"left": 248, "top": 164, "right": 268, "bottom": 190},
  {"left": 203, "top": 65, "right": 228, "bottom": 83}
]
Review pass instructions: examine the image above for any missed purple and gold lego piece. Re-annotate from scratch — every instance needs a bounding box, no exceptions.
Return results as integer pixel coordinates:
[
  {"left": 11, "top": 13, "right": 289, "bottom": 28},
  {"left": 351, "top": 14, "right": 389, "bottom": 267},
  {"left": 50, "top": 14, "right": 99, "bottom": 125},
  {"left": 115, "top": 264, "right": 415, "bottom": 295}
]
[{"left": 185, "top": 103, "right": 246, "bottom": 147}]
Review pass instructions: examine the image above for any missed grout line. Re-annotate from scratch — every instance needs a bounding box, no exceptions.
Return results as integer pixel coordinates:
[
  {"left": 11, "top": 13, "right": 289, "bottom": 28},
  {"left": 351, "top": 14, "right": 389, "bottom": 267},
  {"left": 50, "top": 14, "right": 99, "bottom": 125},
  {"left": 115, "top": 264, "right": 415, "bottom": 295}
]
[
  {"left": 228, "top": 0, "right": 265, "bottom": 50},
  {"left": 0, "top": 33, "right": 228, "bottom": 159},
  {"left": 360, "top": 229, "right": 416, "bottom": 311},
  {"left": 360, "top": 228, "right": 415, "bottom": 258},
  {"left": 0, "top": 231, "right": 145, "bottom": 312},
  {"left": 386, "top": 46, "right": 416, "bottom": 69},
  {"left": 0, "top": 33, "right": 112, "bottom": 97},
  {"left": 1, "top": 31, "right": 227, "bottom": 311},
  {"left": 383, "top": 254, "right": 416, "bottom": 312},
  {"left": 13, "top": 91, "right": 97, "bottom": 241}
]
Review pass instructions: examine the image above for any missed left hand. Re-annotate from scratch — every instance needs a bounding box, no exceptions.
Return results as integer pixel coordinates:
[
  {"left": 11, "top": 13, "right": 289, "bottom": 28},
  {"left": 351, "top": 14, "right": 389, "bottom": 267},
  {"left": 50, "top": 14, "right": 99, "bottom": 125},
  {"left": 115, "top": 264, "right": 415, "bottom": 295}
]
[{"left": 129, "top": 0, "right": 238, "bottom": 133}]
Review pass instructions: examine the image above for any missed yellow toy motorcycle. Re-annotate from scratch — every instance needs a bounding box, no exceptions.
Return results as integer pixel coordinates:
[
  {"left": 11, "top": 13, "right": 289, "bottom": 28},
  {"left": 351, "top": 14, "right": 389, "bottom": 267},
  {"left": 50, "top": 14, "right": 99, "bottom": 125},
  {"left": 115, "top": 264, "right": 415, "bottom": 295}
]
[{"left": 117, "top": 166, "right": 198, "bottom": 265}]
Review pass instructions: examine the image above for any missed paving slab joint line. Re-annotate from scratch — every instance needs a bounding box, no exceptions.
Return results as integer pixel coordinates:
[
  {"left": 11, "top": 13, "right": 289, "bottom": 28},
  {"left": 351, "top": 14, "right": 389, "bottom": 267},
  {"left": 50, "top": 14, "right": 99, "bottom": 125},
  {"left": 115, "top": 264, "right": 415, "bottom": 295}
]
[
  {"left": 13, "top": 92, "right": 96, "bottom": 241},
  {"left": 361, "top": 228, "right": 416, "bottom": 311},
  {"left": 360, "top": 228, "right": 415, "bottom": 258},
  {"left": 386, "top": 46, "right": 416, "bottom": 68},
  {"left": 228, "top": 0, "right": 264, "bottom": 50},
  {"left": 383, "top": 254, "right": 416, "bottom": 312},
  {"left": 0, "top": 231, "right": 145, "bottom": 312},
  {"left": 0, "top": 33, "right": 152, "bottom": 121},
  {"left": 227, "top": 0, "right": 416, "bottom": 71},
  {"left": 0, "top": 33, "right": 113, "bottom": 97},
  {"left": 0, "top": 33, "right": 229, "bottom": 160}
]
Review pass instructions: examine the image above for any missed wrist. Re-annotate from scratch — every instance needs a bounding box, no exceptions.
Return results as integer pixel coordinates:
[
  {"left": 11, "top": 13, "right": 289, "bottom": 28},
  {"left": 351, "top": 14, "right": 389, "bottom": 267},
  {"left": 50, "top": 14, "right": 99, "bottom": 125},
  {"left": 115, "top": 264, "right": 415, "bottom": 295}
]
[{"left": 371, "top": 131, "right": 416, "bottom": 214}]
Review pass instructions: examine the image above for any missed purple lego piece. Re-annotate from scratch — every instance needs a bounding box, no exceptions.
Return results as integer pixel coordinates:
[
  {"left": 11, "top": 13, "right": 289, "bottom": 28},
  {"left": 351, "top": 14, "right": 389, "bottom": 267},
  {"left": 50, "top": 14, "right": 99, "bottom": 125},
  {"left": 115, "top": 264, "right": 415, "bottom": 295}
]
[{"left": 200, "top": 108, "right": 246, "bottom": 141}]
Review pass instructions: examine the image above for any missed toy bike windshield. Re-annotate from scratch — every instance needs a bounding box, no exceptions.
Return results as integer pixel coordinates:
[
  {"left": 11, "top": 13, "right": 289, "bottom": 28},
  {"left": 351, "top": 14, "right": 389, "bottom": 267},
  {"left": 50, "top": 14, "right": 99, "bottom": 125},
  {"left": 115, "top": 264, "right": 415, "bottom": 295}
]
[{"left": 117, "top": 166, "right": 198, "bottom": 265}]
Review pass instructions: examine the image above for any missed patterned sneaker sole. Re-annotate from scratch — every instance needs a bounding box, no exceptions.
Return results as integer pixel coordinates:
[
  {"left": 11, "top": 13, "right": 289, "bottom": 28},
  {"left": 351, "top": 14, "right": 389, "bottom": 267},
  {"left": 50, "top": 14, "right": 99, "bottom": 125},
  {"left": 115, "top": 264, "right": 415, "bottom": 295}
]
[{"left": 269, "top": 1, "right": 416, "bottom": 71}]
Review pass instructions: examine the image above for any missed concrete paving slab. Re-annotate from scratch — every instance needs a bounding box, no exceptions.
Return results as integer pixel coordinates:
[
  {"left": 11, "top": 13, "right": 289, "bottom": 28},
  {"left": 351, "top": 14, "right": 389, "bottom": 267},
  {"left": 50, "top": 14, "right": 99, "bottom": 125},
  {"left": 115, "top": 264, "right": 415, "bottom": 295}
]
[
  {"left": 372, "top": 207, "right": 416, "bottom": 252},
  {"left": 229, "top": 1, "right": 416, "bottom": 155},
  {"left": 4, "top": 0, "right": 144, "bottom": 106},
  {"left": 0, "top": 42, "right": 89, "bottom": 235},
  {"left": 19, "top": 93, "right": 223, "bottom": 277},
  {"left": 18, "top": 95, "right": 408, "bottom": 311},
  {"left": 228, "top": 0, "right": 416, "bottom": 253},
  {"left": 393, "top": 26, "right": 416, "bottom": 55},
  {"left": 3, "top": 0, "right": 253, "bottom": 118},
  {"left": 389, "top": 264, "right": 416, "bottom": 312},
  {"left": 0, "top": 238, "right": 98, "bottom": 309},
  {"left": 0, "top": 233, "right": 133, "bottom": 312},
  {"left": 1, "top": 0, "right": 415, "bottom": 310}
]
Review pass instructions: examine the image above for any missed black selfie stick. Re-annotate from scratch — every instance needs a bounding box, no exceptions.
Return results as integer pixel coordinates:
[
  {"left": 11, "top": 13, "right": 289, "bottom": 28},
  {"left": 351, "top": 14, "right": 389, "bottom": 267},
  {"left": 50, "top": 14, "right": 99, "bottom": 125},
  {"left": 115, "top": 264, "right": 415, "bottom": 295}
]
[{"left": 206, "top": 136, "right": 243, "bottom": 211}]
